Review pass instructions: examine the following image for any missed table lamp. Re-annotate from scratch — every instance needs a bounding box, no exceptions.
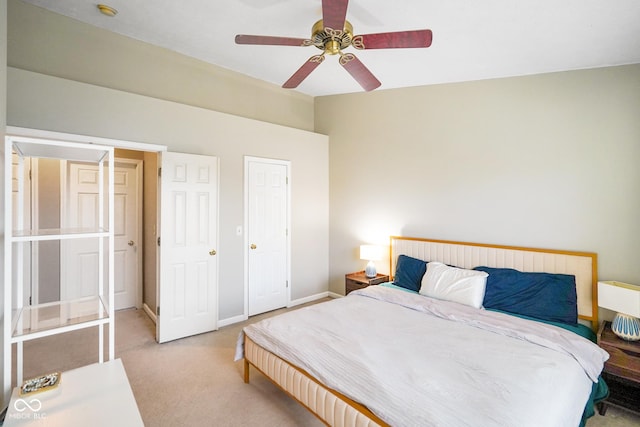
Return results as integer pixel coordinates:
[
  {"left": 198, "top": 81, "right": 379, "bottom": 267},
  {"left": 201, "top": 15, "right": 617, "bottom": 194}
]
[
  {"left": 598, "top": 280, "right": 640, "bottom": 341},
  {"left": 360, "top": 245, "right": 383, "bottom": 278}
]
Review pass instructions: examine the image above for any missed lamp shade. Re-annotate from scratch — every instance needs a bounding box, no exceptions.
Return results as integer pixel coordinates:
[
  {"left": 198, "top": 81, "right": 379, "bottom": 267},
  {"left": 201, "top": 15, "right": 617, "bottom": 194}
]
[
  {"left": 598, "top": 281, "right": 640, "bottom": 318},
  {"left": 598, "top": 281, "right": 640, "bottom": 341},
  {"left": 359, "top": 245, "right": 383, "bottom": 261}
]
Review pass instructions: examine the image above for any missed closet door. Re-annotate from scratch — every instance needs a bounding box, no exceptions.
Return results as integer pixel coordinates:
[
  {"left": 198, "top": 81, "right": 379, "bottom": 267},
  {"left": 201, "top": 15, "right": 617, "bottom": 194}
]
[{"left": 246, "top": 158, "right": 289, "bottom": 316}]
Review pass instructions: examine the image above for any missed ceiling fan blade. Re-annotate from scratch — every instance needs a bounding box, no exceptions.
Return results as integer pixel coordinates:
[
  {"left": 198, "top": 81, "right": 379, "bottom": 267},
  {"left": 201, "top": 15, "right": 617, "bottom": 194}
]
[
  {"left": 235, "top": 34, "right": 309, "bottom": 47},
  {"left": 352, "top": 29, "right": 433, "bottom": 49},
  {"left": 322, "top": 0, "right": 349, "bottom": 31},
  {"left": 339, "top": 53, "right": 381, "bottom": 92},
  {"left": 282, "top": 55, "right": 325, "bottom": 89}
]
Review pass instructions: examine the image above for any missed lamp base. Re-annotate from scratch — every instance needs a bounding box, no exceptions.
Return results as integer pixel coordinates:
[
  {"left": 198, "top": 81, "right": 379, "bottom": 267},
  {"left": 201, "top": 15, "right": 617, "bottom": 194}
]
[
  {"left": 611, "top": 313, "right": 640, "bottom": 341},
  {"left": 364, "top": 261, "right": 377, "bottom": 278}
]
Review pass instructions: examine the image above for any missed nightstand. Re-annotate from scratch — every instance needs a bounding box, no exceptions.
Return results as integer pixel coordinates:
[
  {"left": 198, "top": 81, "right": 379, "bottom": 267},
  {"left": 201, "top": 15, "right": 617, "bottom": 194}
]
[
  {"left": 345, "top": 271, "right": 389, "bottom": 295},
  {"left": 597, "top": 321, "right": 640, "bottom": 416}
]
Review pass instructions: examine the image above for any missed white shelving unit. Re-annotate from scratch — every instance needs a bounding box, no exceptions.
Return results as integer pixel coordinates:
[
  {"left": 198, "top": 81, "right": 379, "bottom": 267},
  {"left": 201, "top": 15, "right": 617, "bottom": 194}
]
[{"left": 3, "top": 136, "right": 115, "bottom": 394}]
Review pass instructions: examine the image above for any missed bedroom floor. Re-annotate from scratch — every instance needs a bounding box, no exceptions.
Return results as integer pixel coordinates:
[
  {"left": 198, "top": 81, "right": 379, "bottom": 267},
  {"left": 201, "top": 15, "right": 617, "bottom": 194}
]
[{"left": 18, "top": 304, "right": 640, "bottom": 426}]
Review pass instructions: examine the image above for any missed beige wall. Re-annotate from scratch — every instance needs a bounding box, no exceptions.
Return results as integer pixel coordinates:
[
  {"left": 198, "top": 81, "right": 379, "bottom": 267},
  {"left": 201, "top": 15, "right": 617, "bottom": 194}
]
[
  {"left": 115, "top": 148, "right": 145, "bottom": 160},
  {"left": 36, "top": 158, "right": 61, "bottom": 303},
  {"left": 142, "top": 152, "right": 159, "bottom": 312},
  {"left": 6, "top": 0, "right": 329, "bottom": 321},
  {"left": 8, "top": 0, "right": 315, "bottom": 132},
  {"left": 6, "top": 0, "right": 640, "bottom": 310},
  {"left": 8, "top": 68, "right": 329, "bottom": 321},
  {"left": 316, "top": 64, "right": 640, "bottom": 295}
]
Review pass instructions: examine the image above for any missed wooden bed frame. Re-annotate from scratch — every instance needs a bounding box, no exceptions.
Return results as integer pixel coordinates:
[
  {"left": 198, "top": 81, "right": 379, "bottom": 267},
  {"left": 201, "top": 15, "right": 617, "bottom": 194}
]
[{"left": 243, "top": 236, "right": 598, "bottom": 427}]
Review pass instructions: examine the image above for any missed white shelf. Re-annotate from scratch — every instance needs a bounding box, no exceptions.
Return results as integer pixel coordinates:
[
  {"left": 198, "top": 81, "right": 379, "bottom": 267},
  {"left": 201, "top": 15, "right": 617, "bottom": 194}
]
[
  {"left": 12, "top": 139, "right": 110, "bottom": 162},
  {"left": 4, "top": 134, "right": 116, "bottom": 395},
  {"left": 11, "top": 296, "right": 110, "bottom": 342},
  {"left": 11, "top": 227, "right": 110, "bottom": 242}
]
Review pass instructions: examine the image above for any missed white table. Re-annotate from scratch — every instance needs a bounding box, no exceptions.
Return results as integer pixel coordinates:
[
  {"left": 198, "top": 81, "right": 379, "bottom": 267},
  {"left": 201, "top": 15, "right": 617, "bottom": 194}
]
[{"left": 4, "top": 359, "right": 143, "bottom": 426}]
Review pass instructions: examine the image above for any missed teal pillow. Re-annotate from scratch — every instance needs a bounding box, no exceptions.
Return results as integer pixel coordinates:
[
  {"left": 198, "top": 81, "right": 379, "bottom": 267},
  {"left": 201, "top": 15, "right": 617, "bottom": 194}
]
[
  {"left": 393, "top": 255, "right": 427, "bottom": 292},
  {"left": 474, "top": 266, "right": 578, "bottom": 325}
]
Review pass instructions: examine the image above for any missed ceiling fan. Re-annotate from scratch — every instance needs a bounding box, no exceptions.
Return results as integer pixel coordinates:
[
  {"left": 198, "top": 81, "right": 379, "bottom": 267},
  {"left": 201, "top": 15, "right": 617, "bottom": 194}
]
[{"left": 235, "top": 0, "right": 433, "bottom": 92}]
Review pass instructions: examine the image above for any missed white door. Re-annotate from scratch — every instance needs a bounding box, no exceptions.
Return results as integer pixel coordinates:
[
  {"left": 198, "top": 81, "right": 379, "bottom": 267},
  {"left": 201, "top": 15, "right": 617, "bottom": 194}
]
[
  {"left": 112, "top": 161, "right": 141, "bottom": 309},
  {"left": 246, "top": 158, "right": 289, "bottom": 316},
  {"left": 158, "top": 152, "right": 218, "bottom": 343},
  {"left": 61, "top": 160, "right": 141, "bottom": 310}
]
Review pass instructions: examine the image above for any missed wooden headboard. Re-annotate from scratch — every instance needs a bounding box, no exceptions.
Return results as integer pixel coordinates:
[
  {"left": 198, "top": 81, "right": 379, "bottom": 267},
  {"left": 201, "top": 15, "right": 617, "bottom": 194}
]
[{"left": 390, "top": 236, "right": 598, "bottom": 328}]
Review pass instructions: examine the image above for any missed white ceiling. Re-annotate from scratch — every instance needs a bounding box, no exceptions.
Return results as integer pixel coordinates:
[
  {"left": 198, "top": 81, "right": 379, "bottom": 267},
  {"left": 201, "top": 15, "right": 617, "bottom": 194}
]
[{"left": 20, "top": 0, "right": 640, "bottom": 97}]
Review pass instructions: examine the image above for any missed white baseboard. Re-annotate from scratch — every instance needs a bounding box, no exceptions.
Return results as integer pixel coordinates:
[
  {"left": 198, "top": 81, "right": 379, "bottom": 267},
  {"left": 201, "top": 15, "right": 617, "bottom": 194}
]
[
  {"left": 218, "top": 314, "right": 248, "bottom": 328},
  {"left": 217, "top": 292, "right": 337, "bottom": 328},
  {"left": 146, "top": 292, "right": 340, "bottom": 329},
  {"left": 288, "top": 291, "right": 331, "bottom": 307}
]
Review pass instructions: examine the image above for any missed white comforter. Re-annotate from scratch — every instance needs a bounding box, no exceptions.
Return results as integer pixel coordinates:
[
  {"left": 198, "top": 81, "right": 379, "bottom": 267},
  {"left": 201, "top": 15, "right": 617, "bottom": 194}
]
[{"left": 236, "top": 286, "right": 609, "bottom": 427}]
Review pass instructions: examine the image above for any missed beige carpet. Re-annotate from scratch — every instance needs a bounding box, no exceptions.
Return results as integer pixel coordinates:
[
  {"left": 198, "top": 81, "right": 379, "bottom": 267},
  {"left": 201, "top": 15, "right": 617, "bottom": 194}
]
[{"left": 19, "top": 304, "right": 640, "bottom": 427}]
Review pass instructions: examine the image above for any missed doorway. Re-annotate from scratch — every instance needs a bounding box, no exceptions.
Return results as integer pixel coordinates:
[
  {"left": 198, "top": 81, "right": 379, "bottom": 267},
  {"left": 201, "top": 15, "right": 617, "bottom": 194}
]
[
  {"left": 60, "top": 158, "right": 143, "bottom": 310},
  {"left": 27, "top": 148, "right": 152, "bottom": 316}
]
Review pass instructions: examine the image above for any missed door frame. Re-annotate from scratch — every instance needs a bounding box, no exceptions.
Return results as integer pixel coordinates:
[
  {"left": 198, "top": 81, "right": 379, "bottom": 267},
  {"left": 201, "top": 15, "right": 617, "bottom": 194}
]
[
  {"left": 58, "top": 158, "right": 144, "bottom": 309},
  {"left": 243, "top": 156, "right": 292, "bottom": 317}
]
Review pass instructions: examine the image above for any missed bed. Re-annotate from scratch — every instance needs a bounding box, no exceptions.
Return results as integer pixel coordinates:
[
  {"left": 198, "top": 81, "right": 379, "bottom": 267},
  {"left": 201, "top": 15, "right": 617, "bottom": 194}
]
[{"left": 236, "top": 236, "right": 609, "bottom": 427}]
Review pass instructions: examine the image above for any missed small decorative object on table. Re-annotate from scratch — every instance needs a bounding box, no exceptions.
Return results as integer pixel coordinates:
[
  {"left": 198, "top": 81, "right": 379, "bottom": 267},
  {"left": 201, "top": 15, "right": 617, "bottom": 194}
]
[
  {"left": 20, "top": 372, "right": 61, "bottom": 396},
  {"left": 598, "top": 281, "right": 640, "bottom": 341}
]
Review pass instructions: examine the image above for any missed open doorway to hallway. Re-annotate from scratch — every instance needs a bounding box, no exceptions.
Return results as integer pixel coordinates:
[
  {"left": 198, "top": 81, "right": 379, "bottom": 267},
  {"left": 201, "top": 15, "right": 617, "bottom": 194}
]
[{"left": 27, "top": 149, "right": 159, "bottom": 320}]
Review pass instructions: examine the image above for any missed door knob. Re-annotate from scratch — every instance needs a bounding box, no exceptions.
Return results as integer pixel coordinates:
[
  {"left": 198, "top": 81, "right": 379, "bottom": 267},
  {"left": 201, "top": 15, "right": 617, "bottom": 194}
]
[
  {"left": 209, "top": 249, "right": 217, "bottom": 256},
  {"left": 128, "top": 240, "right": 135, "bottom": 246},
  {"left": 250, "top": 244, "right": 257, "bottom": 250}
]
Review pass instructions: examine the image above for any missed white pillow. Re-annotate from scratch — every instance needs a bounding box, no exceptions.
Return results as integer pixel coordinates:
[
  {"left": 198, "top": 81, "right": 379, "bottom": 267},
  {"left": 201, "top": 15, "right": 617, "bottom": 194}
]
[{"left": 419, "top": 262, "right": 488, "bottom": 309}]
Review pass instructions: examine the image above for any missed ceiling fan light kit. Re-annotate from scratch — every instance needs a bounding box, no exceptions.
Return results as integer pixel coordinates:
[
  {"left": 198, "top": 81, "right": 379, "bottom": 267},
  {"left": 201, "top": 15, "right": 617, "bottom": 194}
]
[
  {"left": 235, "top": 0, "right": 432, "bottom": 92},
  {"left": 310, "top": 19, "right": 354, "bottom": 54}
]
